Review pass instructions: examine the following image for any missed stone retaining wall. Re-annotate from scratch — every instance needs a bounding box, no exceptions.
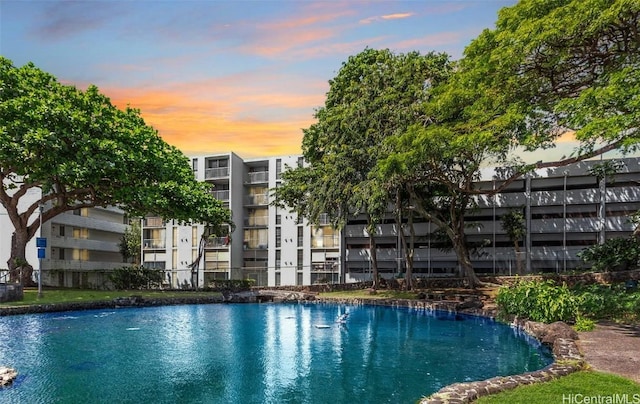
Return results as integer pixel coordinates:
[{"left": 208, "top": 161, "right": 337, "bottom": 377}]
[{"left": 0, "top": 283, "right": 23, "bottom": 303}]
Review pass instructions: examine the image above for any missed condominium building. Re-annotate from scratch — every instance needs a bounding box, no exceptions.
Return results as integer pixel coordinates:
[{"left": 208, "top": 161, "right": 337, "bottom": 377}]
[
  {"left": 343, "top": 156, "right": 640, "bottom": 279},
  {"left": 142, "top": 153, "right": 341, "bottom": 288},
  {"left": 144, "top": 154, "right": 640, "bottom": 288},
  {"left": 4, "top": 156, "right": 638, "bottom": 289}
]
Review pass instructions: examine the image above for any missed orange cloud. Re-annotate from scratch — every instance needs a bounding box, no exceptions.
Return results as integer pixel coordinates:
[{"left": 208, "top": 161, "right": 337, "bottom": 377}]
[{"left": 103, "top": 73, "right": 325, "bottom": 158}]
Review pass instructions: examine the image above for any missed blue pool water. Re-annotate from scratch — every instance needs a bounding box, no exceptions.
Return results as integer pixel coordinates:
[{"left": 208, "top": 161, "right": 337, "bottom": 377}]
[{"left": 0, "top": 303, "right": 552, "bottom": 403}]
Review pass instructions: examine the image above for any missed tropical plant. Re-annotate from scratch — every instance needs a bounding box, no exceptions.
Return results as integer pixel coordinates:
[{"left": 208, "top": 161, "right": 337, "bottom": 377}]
[
  {"left": 577, "top": 237, "right": 640, "bottom": 271},
  {"left": 501, "top": 209, "right": 526, "bottom": 275},
  {"left": 0, "top": 57, "right": 232, "bottom": 285},
  {"left": 273, "top": 48, "right": 452, "bottom": 289},
  {"left": 108, "top": 265, "right": 164, "bottom": 290},
  {"left": 119, "top": 218, "right": 141, "bottom": 264},
  {"left": 496, "top": 280, "right": 578, "bottom": 323}
]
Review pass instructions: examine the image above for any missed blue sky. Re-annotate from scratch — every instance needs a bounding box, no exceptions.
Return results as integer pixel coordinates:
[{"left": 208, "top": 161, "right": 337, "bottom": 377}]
[{"left": 2, "top": 0, "right": 519, "bottom": 157}]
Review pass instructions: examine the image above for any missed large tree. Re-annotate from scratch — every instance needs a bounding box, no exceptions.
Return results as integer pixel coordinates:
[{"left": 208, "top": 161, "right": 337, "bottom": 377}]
[
  {"left": 273, "top": 48, "right": 451, "bottom": 289},
  {"left": 377, "top": 0, "right": 640, "bottom": 287},
  {"left": 0, "top": 57, "right": 231, "bottom": 285},
  {"left": 457, "top": 0, "right": 639, "bottom": 171}
]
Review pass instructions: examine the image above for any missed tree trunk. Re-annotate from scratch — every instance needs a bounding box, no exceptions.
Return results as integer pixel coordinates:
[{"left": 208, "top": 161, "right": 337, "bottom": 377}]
[
  {"left": 369, "top": 233, "right": 379, "bottom": 290},
  {"left": 514, "top": 243, "right": 524, "bottom": 275},
  {"left": 400, "top": 216, "right": 415, "bottom": 291},
  {"left": 452, "top": 235, "right": 481, "bottom": 288},
  {"left": 8, "top": 230, "right": 36, "bottom": 286}
]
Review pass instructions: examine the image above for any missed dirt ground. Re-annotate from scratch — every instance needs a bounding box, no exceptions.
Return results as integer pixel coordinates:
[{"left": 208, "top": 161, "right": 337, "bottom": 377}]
[{"left": 577, "top": 322, "right": 640, "bottom": 383}]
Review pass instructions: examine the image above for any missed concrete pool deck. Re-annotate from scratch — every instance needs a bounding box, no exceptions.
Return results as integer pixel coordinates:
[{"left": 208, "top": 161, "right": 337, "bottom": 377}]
[{"left": 577, "top": 322, "right": 640, "bottom": 384}]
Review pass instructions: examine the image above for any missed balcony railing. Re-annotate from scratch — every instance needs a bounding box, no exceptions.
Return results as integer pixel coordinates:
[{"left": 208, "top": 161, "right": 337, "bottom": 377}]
[
  {"left": 143, "top": 217, "right": 164, "bottom": 227},
  {"left": 143, "top": 238, "right": 165, "bottom": 249},
  {"left": 246, "top": 171, "right": 268, "bottom": 184},
  {"left": 244, "top": 216, "right": 269, "bottom": 227},
  {"left": 205, "top": 237, "right": 230, "bottom": 248},
  {"left": 205, "top": 167, "right": 229, "bottom": 179},
  {"left": 245, "top": 194, "right": 269, "bottom": 205},
  {"left": 312, "top": 262, "right": 340, "bottom": 272},
  {"left": 212, "top": 190, "right": 230, "bottom": 202},
  {"left": 311, "top": 236, "right": 340, "bottom": 248},
  {"left": 243, "top": 240, "right": 269, "bottom": 249}
]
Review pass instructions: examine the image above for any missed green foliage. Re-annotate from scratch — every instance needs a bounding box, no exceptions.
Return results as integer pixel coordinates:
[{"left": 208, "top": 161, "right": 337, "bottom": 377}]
[
  {"left": 206, "top": 279, "right": 255, "bottom": 291},
  {"left": 573, "top": 316, "right": 596, "bottom": 332},
  {"left": 577, "top": 237, "right": 640, "bottom": 271},
  {"left": 496, "top": 280, "right": 578, "bottom": 323},
  {"left": 119, "top": 219, "right": 141, "bottom": 264},
  {"left": 497, "top": 280, "right": 640, "bottom": 324},
  {"left": 501, "top": 209, "right": 526, "bottom": 244},
  {"left": 573, "top": 283, "right": 640, "bottom": 323},
  {"left": 460, "top": 0, "right": 640, "bottom": 157},
  {"left": 0, "top": 57, "right": 232, "bottom": 276},
  {"left": 108, "top": 266, "right": 164, "bottom": 290}
]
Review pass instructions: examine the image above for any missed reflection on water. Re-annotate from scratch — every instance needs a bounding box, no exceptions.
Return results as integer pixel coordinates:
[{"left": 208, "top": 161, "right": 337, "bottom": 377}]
[{"left": 0, "top": 304, "right": 552, "bottom": 403}]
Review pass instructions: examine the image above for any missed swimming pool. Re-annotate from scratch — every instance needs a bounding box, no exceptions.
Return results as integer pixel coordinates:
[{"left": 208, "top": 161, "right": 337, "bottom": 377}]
[{"left": 0, "top": 303, "right": 552, "bottom": 403}]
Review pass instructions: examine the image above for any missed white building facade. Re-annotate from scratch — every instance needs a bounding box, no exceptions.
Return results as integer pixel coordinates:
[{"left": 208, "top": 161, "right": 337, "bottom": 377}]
[{"left": 142, "top": 153, "right": 340, "bottom": 288}]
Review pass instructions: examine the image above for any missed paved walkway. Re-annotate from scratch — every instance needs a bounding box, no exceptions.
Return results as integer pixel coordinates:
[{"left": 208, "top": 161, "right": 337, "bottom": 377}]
[{"left": 577, "top": 322, "right": 640, "bottom": 383}]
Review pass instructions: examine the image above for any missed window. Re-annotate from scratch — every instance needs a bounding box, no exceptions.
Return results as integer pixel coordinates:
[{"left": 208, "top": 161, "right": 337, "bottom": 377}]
[
  {"left": 297, "top": 250, "right": 303, "bottom": 271},
  {"left": 297, "top": 227, "right": 303, "bottom": 247},
  {"left": 192, "top": 158, "right": 198, "bottom": 171},
  {"left": 275, "top": 250, "right": 281, "bottom": 270},
  {"left": 276, "top": 159, "right": 282, "bottom": 180},
  {"left": 275, "top": 227, "right": 281, "bottom": 248}
]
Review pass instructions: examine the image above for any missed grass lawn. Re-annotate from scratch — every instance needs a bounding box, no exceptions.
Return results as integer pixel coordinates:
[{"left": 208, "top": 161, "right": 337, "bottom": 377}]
[
  {"left": 475, "top": 371, "right": 640, "bottom": 404},
  {"left": 0, "top": 288, "right": 221, "bottom": 307}
]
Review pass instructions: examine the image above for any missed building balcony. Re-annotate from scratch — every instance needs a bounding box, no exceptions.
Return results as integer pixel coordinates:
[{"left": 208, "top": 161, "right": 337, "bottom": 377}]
[
  {"left": 244, "top": 216, "right": 269, "bottom": 227},
  {"left": 246, "top": 171, "right": 268, "bottom": 184},
  {"left": 311, "top": 236, "right": 340, "bottom": 248},
  {"left": 143, "top": 217, "right": 164, "bottom": 228},
  {"left": 204, "top": 237, "right": 231, "bottom": 248},
  {"left": 245, "top": 194, "right": 269, "bottom": 206},
  {"left": 143, "top": 238, "right": 165, "bottom": 249},
  {"left": 212, "top": 190, "right": 230, "bottom": 202},
  {"left": 205, "top": 167, "right": 230, "bottom": 180}
]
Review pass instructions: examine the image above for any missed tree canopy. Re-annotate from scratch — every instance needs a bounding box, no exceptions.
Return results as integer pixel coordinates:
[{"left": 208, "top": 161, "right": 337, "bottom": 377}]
[
  {"left": 273, "top": 49, "right": 451, "bottom": 288},
  {"left": 277, "top": 0, "right": 640, "bottom": 289},
  {"left": 0, "top": 57, "right": 231, "bottom": 283}
]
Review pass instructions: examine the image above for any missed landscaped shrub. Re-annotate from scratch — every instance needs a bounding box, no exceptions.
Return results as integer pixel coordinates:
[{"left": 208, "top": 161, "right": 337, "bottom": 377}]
[
  {"left": 573, "top": 283, "right": 640, "bottom": 323},
  {"left": 497, "top": 280, "right": 640, "bottom": 324},
  {"left": 109, "top": 265, "right": 164, "bottom": 290},
  {"left": 496, "top": 279, "right": 578, "bottom": 323},
  {"left": 207, "top": 279, "right": 255, "bottom": 291},
  {"left": 577, "top": 236, "right": 640, "bottom": 271}
]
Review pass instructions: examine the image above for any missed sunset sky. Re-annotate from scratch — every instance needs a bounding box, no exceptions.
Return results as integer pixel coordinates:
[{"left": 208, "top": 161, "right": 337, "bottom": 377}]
[{"left": 3, "top": 0, "right": 526, "bottom": 158}]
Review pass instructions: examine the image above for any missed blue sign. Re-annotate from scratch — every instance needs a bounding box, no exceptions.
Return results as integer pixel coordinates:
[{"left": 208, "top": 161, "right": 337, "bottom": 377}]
[
  {"left": 36, "top": 237, "right": 47, "bottom": 248},
  {"left": 37, "top": 248, "right": 46, "bottom": 259}
]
